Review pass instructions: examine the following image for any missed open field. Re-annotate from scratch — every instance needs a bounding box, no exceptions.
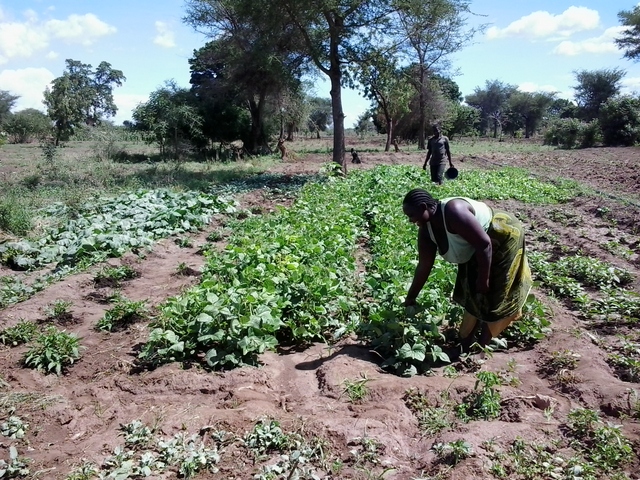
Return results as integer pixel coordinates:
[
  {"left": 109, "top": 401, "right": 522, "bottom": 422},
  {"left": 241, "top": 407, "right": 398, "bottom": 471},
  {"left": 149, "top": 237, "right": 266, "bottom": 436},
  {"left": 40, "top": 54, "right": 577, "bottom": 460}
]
[{"left": 0, "top": 135, "right": 639, "bottom": 479}]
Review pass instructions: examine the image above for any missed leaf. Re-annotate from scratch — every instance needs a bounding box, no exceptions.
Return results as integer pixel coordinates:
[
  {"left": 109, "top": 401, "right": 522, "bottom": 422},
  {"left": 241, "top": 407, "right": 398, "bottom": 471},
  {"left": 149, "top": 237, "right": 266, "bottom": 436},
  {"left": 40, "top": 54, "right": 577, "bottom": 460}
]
[{"left": 396, "top": 342, "right": 426, "bottom": 361}]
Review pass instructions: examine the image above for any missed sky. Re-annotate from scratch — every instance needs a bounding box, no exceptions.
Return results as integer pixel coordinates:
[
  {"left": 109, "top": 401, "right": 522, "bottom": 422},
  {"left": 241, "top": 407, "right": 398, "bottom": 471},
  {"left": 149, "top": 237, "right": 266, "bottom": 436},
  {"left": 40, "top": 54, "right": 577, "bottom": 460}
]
[{"left": 2, "top": 0, "right": 640, "bottom": 128}]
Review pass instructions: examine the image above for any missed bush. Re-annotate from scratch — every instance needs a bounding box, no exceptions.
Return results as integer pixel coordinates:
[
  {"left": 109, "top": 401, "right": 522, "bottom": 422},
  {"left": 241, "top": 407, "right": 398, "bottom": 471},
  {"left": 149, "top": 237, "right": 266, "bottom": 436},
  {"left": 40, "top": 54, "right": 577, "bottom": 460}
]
[
  {"left": 0, "top": 191, "right": 32, "bottom": 236},
  {"left": 543, "top": 118, "right": 600, "bottom": 149},
  {"left": 599, "top": 96, "right": 640, "bottom": 146},
  {"left": 3, "top": 109, "right": 52, "bottom": 144}
]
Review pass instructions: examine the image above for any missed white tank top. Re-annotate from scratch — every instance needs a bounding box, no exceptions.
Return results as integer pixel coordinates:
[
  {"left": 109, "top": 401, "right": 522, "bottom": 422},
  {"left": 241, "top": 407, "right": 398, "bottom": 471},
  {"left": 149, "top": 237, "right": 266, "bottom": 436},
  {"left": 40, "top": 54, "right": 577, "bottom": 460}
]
[{"left": 426, "top": 197, "right": 492, "bottom": 264}]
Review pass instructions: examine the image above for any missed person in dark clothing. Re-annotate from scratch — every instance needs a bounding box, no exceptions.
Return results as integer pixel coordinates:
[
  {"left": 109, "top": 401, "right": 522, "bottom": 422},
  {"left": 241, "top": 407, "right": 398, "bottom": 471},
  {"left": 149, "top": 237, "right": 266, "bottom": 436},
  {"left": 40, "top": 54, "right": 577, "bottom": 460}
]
[
  {"left": 351, "top": 148, "right": 362, "bottom": 164},
  {"left": 423, "top": 125, "right": 453, "bottom": 185}
]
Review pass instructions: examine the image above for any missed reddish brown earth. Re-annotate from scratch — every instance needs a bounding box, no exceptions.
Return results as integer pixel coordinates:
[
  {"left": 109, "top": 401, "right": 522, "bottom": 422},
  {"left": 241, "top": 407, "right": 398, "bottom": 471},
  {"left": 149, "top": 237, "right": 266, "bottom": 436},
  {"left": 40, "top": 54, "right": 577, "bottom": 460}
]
[{"left": 0, "top": 143, "right": 639, "bottom": 479}]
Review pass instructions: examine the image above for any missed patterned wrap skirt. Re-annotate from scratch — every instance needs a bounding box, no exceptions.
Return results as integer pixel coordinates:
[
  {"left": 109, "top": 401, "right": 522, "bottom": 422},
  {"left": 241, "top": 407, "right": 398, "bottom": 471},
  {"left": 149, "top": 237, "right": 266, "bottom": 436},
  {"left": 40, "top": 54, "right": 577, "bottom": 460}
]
[{"left": 452, "top": 209, "right": 533, "bottom": 323}]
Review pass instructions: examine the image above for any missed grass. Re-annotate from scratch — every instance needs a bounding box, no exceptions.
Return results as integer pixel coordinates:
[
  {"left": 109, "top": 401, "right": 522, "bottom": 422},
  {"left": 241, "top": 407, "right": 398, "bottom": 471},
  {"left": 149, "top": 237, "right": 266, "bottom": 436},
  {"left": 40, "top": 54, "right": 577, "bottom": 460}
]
[{"left": 342, "top": 374, "right": 370, "bottom": 403}]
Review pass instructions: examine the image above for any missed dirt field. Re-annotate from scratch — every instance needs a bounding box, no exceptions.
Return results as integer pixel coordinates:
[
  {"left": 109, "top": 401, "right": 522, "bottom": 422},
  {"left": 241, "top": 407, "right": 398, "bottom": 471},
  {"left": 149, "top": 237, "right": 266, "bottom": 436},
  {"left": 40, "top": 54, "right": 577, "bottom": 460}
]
[{"left": 0, "top": 140, "right": 639, "bottom": 479}]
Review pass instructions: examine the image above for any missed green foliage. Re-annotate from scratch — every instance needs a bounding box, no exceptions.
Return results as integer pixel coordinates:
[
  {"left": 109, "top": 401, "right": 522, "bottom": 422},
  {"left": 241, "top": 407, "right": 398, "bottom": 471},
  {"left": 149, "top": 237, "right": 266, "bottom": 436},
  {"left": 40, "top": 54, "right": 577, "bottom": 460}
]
[
  {"left": 3, "top": 109, "right": 52, "bottom": 144},
  {"left": 599, "top": 96, "right": 640, "bottom": 146},
  {"left": 0, "top": 189, "right": 234, "bottom": 271},
  {"left": 132, "top": 80, "right": 203, "bottom": 159},
  {"left": 244, "top": 419, "right": 291, "bottom": 454},
  {"left": 0, "top": 446, "right": 30, "bottom": 478},
  {"left": 0, "top": 192, "right": 32, "bottom": 237},
  {"left": 501, "top": 296, "right": 551, "bottom": 347},
  {"left": 94, "top": 264, "right": 138, "bottom": 286},
  {"left": 455, "top": 371, "right": 502, "bottom": 422},
  {"left": 0, "top": 320, "right": 38, "bottom": 346},
  {"left": 22, "top": 326, "right": 81, "bottom": 375},
  {"left": 1, "top": 416, "right": 29, "bottom": 440},
  {"left": 97, "top": 297, "right": 148, "bottom": 332},
  {"left": 44, "top": 299, "right": 73, "bottom": 321},
  {"left": 573, "top": 68, "right": 625, "bottom": 121},
  {"left": 404, "top": 389, "right": 455, "bottom": 435},
  {"left": 342, "top": 374, "right": 370, "bottom": 403},
  {"left": 431, "top": 440, "right": 472, "bottom": 465},
  {"left": 43, "top": 59, "right": 125, "bottom": 143},
  {"left": 543, "top": 117, "right": 597, "bottom": 149}
]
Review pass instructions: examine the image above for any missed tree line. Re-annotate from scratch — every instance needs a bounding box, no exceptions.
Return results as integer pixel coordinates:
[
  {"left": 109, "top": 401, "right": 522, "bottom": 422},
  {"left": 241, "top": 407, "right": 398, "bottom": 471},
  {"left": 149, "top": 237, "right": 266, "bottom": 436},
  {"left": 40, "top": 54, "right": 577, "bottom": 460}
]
[{"left": 3, "top": 1, "right": 640, "bottom": 162}]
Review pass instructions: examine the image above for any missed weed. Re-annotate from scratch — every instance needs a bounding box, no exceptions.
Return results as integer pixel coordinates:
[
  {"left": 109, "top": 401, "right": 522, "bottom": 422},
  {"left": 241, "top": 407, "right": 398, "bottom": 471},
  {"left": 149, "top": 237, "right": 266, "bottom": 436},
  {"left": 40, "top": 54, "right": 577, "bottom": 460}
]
[
  {"left": 206, "top": 230, "right": 224, "bottom": 242},
  {"left": 22, "top": 326, "right": 81, "bottom": 375},
  {"left": 404, "top": 389, "right": 455, "bottom": 435},
  {"left": 456, "top": 371, "right": 502, "bottom": 422},
  {"left": 174, "top": 237, "right": 193, "bottom": 248},
  {"left": 94, "top": 264, "right": 138, "bottom": 287},
  {"left": 0, "top": 193, "right": 32, "bottom": 237},
  {"left": 349, "top": 435, "right": 382, "bottom": 464},
  {"left": 431, "top": 440, "right": 472, "bottom": 465},
  {"left": 0, "top": 320, "right": 38, "bottom": 346},
  {"left": 1, "top": 415, "right": 29, "bottom": 439},
  {"left": 44, "top": 299, "right": 73, "bottom": 322},
  {"left": 342, "top": 373, "right": 370, "bottom": 403},
  {"left": 64, "top": 461, "right": 98, "bottom": 480},
  {"left": 97, "top": 297, "right": 148, "bottom": 332},
  {"left": 244, "top": 419, "right": 291, "bottom": 454},
  {"left": 0, "top": 446, "right": 30, "bottom": 477}
]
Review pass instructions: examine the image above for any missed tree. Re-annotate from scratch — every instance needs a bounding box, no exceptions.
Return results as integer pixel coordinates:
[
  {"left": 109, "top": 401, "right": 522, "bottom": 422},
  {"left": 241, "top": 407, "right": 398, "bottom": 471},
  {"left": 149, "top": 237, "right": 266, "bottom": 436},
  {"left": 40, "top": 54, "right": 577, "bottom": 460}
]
[
  {"left": 442, "top": 102, "right": 479, "bottom": 139},
  {"left": 395, "top": 0, "right": 482, "bottom": 149},
  {"left": 0, "top": 90, "right": 20, "bottom": 125},
  {"left": 599, "top": 95, "right": 640, "bottom": 146},
  {"left": 3, "top": 109, "right": 52, "bottom": 143},
  {"left": 306, "top": 96, "right": 332, "bottom": 138},
  {"left": 132, "top": 81, "right": 203, "bottom": 159},
  {"left": 573, "top": 68, "right": 625, "bottom": 121},
  {"left": 43, "top": 59, "right": 125, "bottom": 144},
  {"left": 465, "top": 80, "right": 517, "bottom": 137},
  {"left": 185, "top": 0, "right": 307, "bottom": 154},
  {"left": 507, "top": 91, "right": 556, "bottom": 138},
  {"left": 616, "top": 5, "right": 640, "bottom": 61},
  {"left": 355, "top": 50, "right": 413, "bottom": 150}
]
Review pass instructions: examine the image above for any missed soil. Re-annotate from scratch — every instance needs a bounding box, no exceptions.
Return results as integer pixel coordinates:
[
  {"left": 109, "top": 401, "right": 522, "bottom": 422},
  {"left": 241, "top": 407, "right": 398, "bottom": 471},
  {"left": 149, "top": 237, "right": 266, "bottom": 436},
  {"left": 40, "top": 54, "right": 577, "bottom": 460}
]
[{"left": 0, "top": 141, "right": 639, "bottom": 479}]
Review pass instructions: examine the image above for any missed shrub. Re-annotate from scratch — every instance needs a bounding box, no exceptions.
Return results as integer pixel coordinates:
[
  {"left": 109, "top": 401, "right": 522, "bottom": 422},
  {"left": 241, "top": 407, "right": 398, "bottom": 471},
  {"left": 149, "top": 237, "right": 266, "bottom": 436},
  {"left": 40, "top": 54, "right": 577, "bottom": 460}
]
[
  {"left": 23, "top": 327, "right": 81, "bottom": 375},
  {"left": 599, "top": 96, "right": 640, "bottom": 146},
  {"left": 0, "top": 191, "right": 33, "bottom": 236}
]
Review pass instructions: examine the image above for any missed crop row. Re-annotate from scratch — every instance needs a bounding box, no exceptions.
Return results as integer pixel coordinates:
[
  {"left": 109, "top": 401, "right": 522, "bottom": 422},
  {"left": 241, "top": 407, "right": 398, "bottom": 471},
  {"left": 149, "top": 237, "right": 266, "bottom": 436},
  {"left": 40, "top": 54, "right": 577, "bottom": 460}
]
[
  {"left": 139, "top": 166, "right": 580, "bottom": 375},
  {"left": 0, "top": 189, "right": 236, "bottom": 308}
]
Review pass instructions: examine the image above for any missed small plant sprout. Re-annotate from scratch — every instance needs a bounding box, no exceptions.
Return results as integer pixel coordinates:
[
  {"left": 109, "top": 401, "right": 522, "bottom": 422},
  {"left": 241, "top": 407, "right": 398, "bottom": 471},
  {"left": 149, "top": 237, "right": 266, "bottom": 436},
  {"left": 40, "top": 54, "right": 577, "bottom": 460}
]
[
  {"left": 0, "top": 320, "right": 38, "bottom": 346},
  {"left": 342, "top": 373, "right": 370, "bottom": 403},
  {"left": 96, "top": 297, "right": 148, "bottom": 332},
  {"left": 174, "top": 237, "right": 193, "bottom": 248},
  {"left": 22, "top": 326, "right": 81, "bottom": 375},
  {"left": 64, "top": 461, "right": 99, "bottom": 480},
  {"left": 206, "top": 229, "right": 224, "bottom": 242},
  {"left": 1, "top": 415, "right": 29, "bottom": 439},
  {"left": 119, "top": 420, "right": 154, "bottom": 447},
  {"left": 0, "top": 446, "right": 30, "bottom": 478},
  {"left": 94, "top": 264, "right": 138, "bottom": 287},
  {"left": 45, "top": 299, "right": 73, "bottom": 322},
  {"left": 244, "top": 419, "right": 291, "bottom": 454},
  {"left": 431, "top": 439, "right": 472, "bottom": 465}
]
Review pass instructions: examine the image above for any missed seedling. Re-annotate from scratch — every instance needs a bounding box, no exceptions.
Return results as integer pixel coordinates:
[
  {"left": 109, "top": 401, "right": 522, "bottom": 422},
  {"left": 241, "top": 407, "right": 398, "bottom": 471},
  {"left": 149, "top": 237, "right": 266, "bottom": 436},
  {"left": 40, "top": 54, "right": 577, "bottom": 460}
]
[
  {"left": 119, "top": 420, "right": 154, "bottom": 447},
  {"left": 0, "top": 446, "right": 30, "bottom": 477},
  {"left": 244, "top": 419, "right": 291, "bottom": 454},
  {"left": 44, "top": 299, "right": 73, "bottom": 322},
  {"left": 206, "top": 230, "right": 224, "bottom": 242},
  {"left": 431, "top": 440, "right": 472, "bottom": 465},
  {"left": 349, "top": 435, "right": 382, "bottom": 464},
  {"left": 94, "top": 264, "right": 138, "bottom": 287},
  {"left": 342, "top": 373, "right": 370, "bottom": 403},
  {"left": 174, "top": 237, "right": 193, "bottom": 248},
  {"left": 0, "top": 320, "right": 38, "bottom": 346},
  {"left": 64, "top": 461, "right": 98, "bottom": 480},
  {"left": 22, "top": 326, "right": 81, "bottom": 375},
  {"left": 97, "top": 297, "right": 148, "bottom": 332},
  {"left": 456, "top": 371, "right": 502, "bottom": 421},
  {"left": 1, "top": 415, "right": 29, "bottom": 439}
]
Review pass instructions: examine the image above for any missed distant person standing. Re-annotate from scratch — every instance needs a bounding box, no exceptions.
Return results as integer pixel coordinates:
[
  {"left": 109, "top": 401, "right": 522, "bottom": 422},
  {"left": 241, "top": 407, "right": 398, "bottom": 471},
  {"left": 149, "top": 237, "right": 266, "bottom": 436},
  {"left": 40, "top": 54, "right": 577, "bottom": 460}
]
[{"left": 423, "top": 125, "right": 453, "bottom": 185}]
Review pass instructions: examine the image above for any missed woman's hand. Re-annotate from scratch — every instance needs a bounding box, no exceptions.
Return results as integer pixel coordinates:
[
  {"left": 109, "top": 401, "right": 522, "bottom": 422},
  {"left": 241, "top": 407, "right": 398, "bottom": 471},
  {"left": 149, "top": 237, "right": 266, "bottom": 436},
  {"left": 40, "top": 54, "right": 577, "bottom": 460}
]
[{"left": 404, "top": 297, "right": 417, "bottom": 307}]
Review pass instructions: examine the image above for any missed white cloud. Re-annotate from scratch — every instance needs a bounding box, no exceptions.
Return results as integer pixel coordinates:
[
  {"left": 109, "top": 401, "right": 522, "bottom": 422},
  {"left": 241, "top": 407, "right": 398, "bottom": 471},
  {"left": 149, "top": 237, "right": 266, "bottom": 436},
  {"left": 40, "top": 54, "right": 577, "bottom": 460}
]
[
  {"left": 0, "top": 67, "right": 55, "bottom": 112},
  {"left": 46, "top": 13, "right": 116, "bottom": 46},
  {"left": 487, "top": 6, "right": 600, "bottom": 40},
  {"left": 0, "top": 11, "right": 116, "bottom": 62},
  {"left": 153, "top": 21, "right": 176, "bottom": 48},
  {"left": 553, "top": 26, "right": 625, "bottom": 56},
  {"left": 518, "top": 82, "right": 573, "bottom": 100},
  {"left": 112, "top": 93, "right": 151, "bottom": 124},
  {"left": 621, "top": 76, "right": 640, "bottom": 94},
  {"left": 45, "top": 51, "right": 58, "bottom": 60}
]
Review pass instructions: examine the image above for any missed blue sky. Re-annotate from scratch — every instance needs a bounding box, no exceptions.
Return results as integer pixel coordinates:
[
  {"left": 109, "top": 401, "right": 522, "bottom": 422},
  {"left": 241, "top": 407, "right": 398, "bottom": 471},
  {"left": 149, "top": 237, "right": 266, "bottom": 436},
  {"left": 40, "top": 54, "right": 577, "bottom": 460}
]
[{"left": 2, "top": 1, "right": 640, "bottom": 128}]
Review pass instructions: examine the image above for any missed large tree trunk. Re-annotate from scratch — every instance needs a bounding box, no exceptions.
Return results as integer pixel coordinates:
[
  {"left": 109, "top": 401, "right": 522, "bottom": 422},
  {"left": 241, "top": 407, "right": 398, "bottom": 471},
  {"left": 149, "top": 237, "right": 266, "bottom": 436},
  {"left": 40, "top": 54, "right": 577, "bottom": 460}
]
[
  {"left": 418, "top": 66, "right": 426, "bottom": 150},
  {"left": 328, "top": 28, "right": 346, "bottom": 173},
  {"left": 385, "top": 117, "right": 393, "bottom": 152}
]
